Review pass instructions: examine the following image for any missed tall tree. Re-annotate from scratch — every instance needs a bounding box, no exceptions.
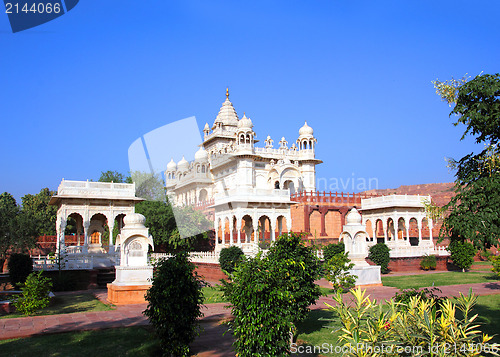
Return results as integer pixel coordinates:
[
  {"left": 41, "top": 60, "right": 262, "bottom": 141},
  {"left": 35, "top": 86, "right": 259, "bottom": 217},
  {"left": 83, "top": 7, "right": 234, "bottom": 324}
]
[
  {"left": 433, "top": 73, "right": 500, "bottom": 249},
  {"left": 98, "top": 170, "right": 132, "bottom": 183},
  {"left": 0, "top": 193, "right": 38, "bottom": 266},
  {"left": 21, "top": 188, "right": 57, "bottom": 236}
]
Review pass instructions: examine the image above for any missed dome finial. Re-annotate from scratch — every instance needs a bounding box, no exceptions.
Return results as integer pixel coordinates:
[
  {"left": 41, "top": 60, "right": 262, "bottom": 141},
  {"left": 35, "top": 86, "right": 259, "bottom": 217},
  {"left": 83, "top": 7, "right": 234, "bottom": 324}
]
[{"left": 226, "top": 87, "right": 229, "bottom": 99}]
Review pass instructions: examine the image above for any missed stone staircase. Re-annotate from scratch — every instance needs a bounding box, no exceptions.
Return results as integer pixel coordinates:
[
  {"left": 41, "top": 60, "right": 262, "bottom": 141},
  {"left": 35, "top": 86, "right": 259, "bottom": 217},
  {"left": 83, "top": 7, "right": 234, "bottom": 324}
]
[{"left": 96, "top": 267, "right": 115, "bottom": 288}]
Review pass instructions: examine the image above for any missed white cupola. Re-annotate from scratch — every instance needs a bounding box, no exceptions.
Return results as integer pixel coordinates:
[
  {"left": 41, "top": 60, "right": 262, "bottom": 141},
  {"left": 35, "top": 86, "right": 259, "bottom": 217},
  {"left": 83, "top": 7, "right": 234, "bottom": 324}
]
[{"left": 177, "top": 156, "right": 189, "bottom": 171}]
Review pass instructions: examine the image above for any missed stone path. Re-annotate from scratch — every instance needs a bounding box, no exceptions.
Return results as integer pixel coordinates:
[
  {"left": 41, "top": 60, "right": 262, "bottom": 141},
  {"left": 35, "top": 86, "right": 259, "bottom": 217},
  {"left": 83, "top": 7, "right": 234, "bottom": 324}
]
[{"left": 1, "top": 281, "right": 499, "bottom": 356}]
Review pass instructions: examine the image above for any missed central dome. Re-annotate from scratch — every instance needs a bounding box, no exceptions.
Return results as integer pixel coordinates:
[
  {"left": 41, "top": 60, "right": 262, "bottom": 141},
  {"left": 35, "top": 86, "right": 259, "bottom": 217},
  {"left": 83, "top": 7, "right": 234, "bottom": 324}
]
[{"left": 214, "top": 96, "right": 239, "bottom": 128}]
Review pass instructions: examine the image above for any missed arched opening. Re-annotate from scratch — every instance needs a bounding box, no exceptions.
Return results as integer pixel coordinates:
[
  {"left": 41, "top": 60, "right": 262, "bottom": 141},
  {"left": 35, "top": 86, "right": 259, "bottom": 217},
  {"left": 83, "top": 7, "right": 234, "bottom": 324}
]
[
  {"left": 198, "top": 188, "right": 208, "bottom": 203},
  {"left": 241, "top": 215, "right": 253, "bottom": 244},
  {"left": 310, "top": 210, "right": 321, "bottom": 237},
  {"left": 258, "top": 215, "right": 272, "bottom": 245},
  {"left": 89, "top": 213, "right": 108, "bottom": 253},
  {"left": 397, "top": 218, "right": 406, "bottom": 240},
  {"left": 276, "top": 215, "right": 288, "bottom": 238},
  {"left": 325, "top": 210, "right": 342, "bottom": 238},
  {"left": 64, "top": 213, "right": 83, "bottom": 250},
  {"left": 223, "top": 217, "right": 230, "bottom": 246},
  {"left": 365, "top": 219, "right": 373, "bottom": 241},
  {"left": 409, "top": 218, "right": 419, "bottom": 246},
  {"left": 201, "top": 165, "right": 206, "bottom": 173},
  {"left": 283, "top": 180, "right": 296, "bottom": 194},
  {"left": 304, "top": 141, "right": 308, "bottom": 149},
  {"left": 375, "top": 219, "right": 384, "bottom": 243},
  {"left": 421, "top": 218, "right": 430, "bottom": 244},
  {"left": 386, "top": 218, "right": 395, "bottom": 241},
  {"left": 274, "top": 181, "right": 280, "bottom": 189},
  {"left": 217, "top": 218, "right": 223, "bottom": 245}
]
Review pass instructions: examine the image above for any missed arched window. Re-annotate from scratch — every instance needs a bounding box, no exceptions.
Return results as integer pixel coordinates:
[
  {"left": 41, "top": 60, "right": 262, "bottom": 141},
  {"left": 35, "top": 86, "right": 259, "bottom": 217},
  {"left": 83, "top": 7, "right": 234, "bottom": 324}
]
[
  {"left": 304, "top": 141, "right": 308, "bottom": 149},
  {"left": 274, "top": 181, "right": 280, "bottom": 189},
  {"left": 201, "top": 165, "right": 206, "bottom": 173}
]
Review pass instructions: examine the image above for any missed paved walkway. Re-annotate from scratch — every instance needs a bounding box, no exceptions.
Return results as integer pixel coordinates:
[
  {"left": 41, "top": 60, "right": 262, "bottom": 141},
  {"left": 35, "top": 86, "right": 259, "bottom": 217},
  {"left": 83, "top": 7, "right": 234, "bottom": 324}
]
[{"left": 1, "top": 281, "right": 499, "bottom": 355}]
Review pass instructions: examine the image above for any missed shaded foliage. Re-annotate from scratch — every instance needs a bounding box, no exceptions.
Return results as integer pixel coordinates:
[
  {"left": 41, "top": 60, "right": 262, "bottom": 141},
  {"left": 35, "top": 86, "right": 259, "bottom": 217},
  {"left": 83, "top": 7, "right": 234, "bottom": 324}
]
[
  {"left": 218, "top": 246, "right": 244, "bottom": 275},
  {"left": 144, "top": 252, "right": 204, "bottom": 357},
  {"left": 368, "top": 242, "right": 390, "bottom": 274},
  {"left": 8, "top": 253, "right": 33, "bottom": 287}
]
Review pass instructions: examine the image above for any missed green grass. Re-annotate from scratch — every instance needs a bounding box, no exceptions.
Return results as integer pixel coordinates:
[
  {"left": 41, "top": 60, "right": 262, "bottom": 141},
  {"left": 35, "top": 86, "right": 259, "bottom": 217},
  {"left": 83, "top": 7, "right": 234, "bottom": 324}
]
[
  {"left": 1, "top": 293, "right": 113, "bottom": 319},
  {"left": 202, "top": 285, "right": 228, "bottom": 303},
  {"left": 0, "top": 326, "right": 158, "bottom": 357},
  {"left": 381, "top": 271, "right": 499, "bottom": 289},
  {"left": 1, "top": 294, "right": 499, "bottom": 356},
  {"left": 473, "top": 261, "right": 494, "bottom": 266}
]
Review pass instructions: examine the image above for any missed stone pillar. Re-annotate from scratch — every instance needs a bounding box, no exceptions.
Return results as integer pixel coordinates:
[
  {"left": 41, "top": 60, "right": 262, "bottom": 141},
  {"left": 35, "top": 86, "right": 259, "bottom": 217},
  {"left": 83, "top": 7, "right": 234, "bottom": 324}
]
[
  {"left": 215, "top": 220, "right": 219, "bottom": 249},
  {"left": 253, "top": 223, "right": 258, "bottom": 244},
  {"left": 58, "top": 218, "right": 67, "bottom": 254},
  {"left": 319, "top": 208, "right": 327, "bottom": 237},
  {"left": 383, "top": 220, "right": 387, "bottom": 243},
  {"left": 229, "top": 224, "right": 234, "bottom": 245},
  {"left": 393, "top": 217, "right": 399, "bottom": 243},
  {"left": 236, "top": 216, "right": 241, "bottom": 245},
  {"left": 429, "top": 218, "right": 433, "bottom": 242},
  {"left": 417, "top": 219, "right": 422, "bottom": 246},
  {"left": 83, "top": 220, "right": 90, "bottom": 254},
  {"left": 108, "top": 219, "right": 115, "bottom": 254}
]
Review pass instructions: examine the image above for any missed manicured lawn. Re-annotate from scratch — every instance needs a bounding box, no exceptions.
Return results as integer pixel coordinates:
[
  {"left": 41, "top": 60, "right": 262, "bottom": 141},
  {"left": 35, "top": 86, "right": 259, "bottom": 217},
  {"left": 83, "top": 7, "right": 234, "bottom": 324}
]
[
  {"left": 202, "top": 285, "right": 227, "bottom": 303},
  {"left": 1, "top": 293, "right": 113, "bottom": 319},
  {"left": 1, "top": 294, "right": 499, "bottom": 356},
  {"left": 381, "top": 272, "right": 499, "bottom": 289},
  {"left": 0, "top": 326, "right": 158, "bottom": 357},
  {"left": 473, "top": 261, "right": 494, "bottom": 266}
]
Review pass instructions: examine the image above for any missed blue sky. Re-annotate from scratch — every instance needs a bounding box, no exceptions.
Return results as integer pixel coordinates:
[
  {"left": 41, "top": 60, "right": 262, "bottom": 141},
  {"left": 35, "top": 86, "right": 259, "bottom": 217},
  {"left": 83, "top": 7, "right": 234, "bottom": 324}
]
[{"left": 1, "top": 1, "right": 499, "bottom": 202}]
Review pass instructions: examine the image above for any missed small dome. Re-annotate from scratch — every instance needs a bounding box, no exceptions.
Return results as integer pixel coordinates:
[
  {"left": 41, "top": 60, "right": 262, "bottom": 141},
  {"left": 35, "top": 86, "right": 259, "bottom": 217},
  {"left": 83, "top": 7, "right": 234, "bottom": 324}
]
[
  {"left": 203, "top": 123, "right": 210, "bottom": 131},
  {"left": 166, "top": 158, "right": 177, "bottom": 171},
  {"left": 123, "top": 213, "right": 146, "bottom": 228},
  {"left": 194, "top": 147, "right": 208, "bottom": 161},
  {"left": 299, "top": 121, "right": 314, "bottom": 137},
  {"left": 346, "top": 207, "right": 362, "bottom": 225},
  {"left": 177, "top": 156, "right": 189, "bottom": 171},
  {"left": 238, "top": 114, "right": 253, "bottom": 129}
]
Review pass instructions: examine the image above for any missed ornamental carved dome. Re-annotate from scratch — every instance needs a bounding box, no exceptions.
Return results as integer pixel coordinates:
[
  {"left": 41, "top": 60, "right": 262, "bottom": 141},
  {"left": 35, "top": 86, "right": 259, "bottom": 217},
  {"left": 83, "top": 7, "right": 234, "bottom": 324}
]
[
  {"left": 345, "top": 207, "right": 362, "bottom": 225},
  {"left": 123, "top": 213, "right": 146, "bottom": 228},
  {"left": 177, "top": 156, "right": 189, "bottom": 171},
  {"left": 238, "top": 114, "right": 253, "bottom": 130},
  {"left": 166, "top": 158, "right": 177, "bottom": 171},
  {"left": 299, "top": 121, "right": 314, "bottom": 137},
  {"left": 194, "top": 147, "right": 208, "bottom": 161}
]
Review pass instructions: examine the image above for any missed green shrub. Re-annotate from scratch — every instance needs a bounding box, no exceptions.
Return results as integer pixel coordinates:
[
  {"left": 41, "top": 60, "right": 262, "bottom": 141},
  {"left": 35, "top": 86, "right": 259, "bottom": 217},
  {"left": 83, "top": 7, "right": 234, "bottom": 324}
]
[
  {"left": 222, "top": 232, "right": 322, "bottom": 356},
  {"left": 8, "top": 253, "right": 33, "bottom": 288},
  {"left": 13, "top": 271, "right": 52, "bottom": 315},
  {"left": 420, "top": 254, "right": 437, "bottom": 270},
  {"left": 323, "top": 242, "right": 345, "bottom": 262},
  {"left": 447, "top": 240, "right": 476, "bottom": 272},
  {"left": 368, "top": 243, "right": 390, "bottom": 274},
  {"left": 143, "top": 252, "right": 205, "bottom": 357},
  {"left": 265, "top": 232, "right": 322, "bottom": 323},
  {"left": 323, "top": 252, "right": 356, "bottom": 292},
  {"left": 491, "top": 255, "right": 500, "bottom": 277},
  {"left": 393, "top": 287, "right": 444, "bottom": 310},
  {"left": 329, "top": 288, "right": 499, "bottom": 356},
  {"left": 218, "top": 246, "right": 245, "bottom": 275}
]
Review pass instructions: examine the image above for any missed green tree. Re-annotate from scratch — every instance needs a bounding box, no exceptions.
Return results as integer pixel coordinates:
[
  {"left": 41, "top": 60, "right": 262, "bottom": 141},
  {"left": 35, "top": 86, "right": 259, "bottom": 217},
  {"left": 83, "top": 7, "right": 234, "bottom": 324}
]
[
  {"left": 21, "top": 188, "right": 57, "bottom": 236},
  {"left": 144, "top": 252, "right": 204, "bottom": 357},
  {"left": 433, "top": 73, "right": 500, "bottom": 250},
  {"left": 0, "top": 193, "right": 38, "bottom": 268},
  {"left": 14, "top": 271, "right": 53, "bottom": 316},
  {"left": 135, "top": 200, "right": 176, "bottom": 247},
  {"left": 131, "top": 171, "right": 166, "bottom": 201},
  {"left": 98, "top": 170, "right": 132, "bottom": 183}
]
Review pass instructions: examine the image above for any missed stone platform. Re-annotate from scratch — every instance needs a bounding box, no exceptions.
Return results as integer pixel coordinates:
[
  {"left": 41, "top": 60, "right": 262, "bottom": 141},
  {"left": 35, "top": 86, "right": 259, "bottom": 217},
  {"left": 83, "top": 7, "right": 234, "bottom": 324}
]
[{"left": 107, "top": 283, "right": 151, "bottom": 305}]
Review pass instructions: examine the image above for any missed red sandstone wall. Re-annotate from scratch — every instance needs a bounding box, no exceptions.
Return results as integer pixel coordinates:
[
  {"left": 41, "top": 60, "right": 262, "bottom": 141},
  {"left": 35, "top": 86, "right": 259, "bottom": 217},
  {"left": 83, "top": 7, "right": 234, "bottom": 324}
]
[{"left": 195, "top": 262, "right": 228, "bottom": 283}]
